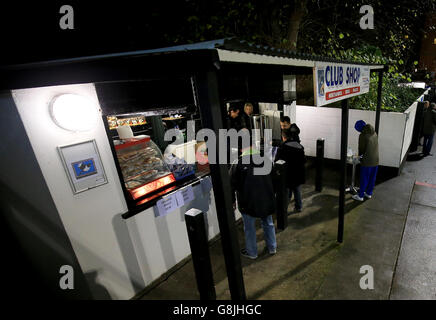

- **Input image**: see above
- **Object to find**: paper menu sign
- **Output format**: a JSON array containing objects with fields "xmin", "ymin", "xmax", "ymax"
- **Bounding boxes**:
[
  {"xmin": 156, "ymin": 194, "xmax": 178, "ymax": 217},
  {"xmin": 176, "ymin": 185, "xmax": 195, "ymax": 206}
]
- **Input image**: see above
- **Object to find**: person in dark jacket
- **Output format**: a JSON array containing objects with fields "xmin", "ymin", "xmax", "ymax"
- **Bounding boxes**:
[
  {"xmin": 422, "ymin": 102, "xmax": 436, "ymax": 156},
  {"xmin": 275, "ymin": 128, "xmax": 306, "ymax": 213},
  {"xmin": 280, "ymin": 116, "xmax": 301, "ymax": 143},
  {"xmin": 230, "ymin": 135, "xmax": 277, "ymax": 259},
  {"xmin": 352, "ymin": 120, "xmax": 379, "ymax": 201},
  {"xmin": 228, "ymin": 105, "xmax": 249, "ymax": 131}
]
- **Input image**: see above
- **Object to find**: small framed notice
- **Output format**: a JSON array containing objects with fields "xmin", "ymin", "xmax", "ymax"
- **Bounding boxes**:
[{"xmin": 58, "ymin": 139, "xmax": 108, "ymax": 194}]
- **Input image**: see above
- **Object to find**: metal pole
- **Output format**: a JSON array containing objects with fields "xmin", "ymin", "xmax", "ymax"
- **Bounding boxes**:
[
  {"xmin": 337, "ymin": 99, "xmax": 349, "ymax": 243},
  {"xmin": 274, "ymin": 160, "xmax": 288, "ymax": 230},
  {"xmin": 315, "ymin": 138, "xmax": 324, "ymax": 192},
  {"xmin": 193, "ymin": 70, "xmax": 246, "ymax": 300},
  {"xmin": 184, "ymin": 209, "xmax": 216, "ymax": 300},
  {"xmin": 375, "ymin": 71, "xmax": 383, "ymax": 135}
]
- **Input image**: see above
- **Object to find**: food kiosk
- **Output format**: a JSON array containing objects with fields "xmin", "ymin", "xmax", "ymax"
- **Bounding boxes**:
[{"xmin": 0, "ymin": 38, "xmax": 384, "ymax": 299}]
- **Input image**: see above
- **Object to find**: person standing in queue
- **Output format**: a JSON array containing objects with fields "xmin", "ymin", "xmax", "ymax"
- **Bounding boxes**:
[
  {"xmin": 243, "ymin": 102, "xmax": 254, "ymax": 130},
  {"xmin": 280, "ymin": 116, "xmax": 301, "ymax": 142},
  {"xmin": 352, "ymin": 120, "xmax": 379, "ymax": 202},
  {"xmin": 275, "ymin": 128, "xmax": 306, "ymax": 213},
  {"xmin": 422, "ymin": 102, "xmax": 436, "ymax": 156},
  {"xmin": 227, "ymin": 105, "xmax": 250, "ymax": 160},
  {"xmin": 418, "ymin": 101, "xmax": 430, "ymax": 146},
  {"xmin": 230, "ymin": 131, "xmax": 277, "ymax": 259}
]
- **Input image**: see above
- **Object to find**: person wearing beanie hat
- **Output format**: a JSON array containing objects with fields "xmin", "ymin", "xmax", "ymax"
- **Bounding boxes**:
[
  {"xmin": 354, "ymin": 120, "xmax": 366, "ymax": 133},
  {"xmin": 352, "ymin": 120, "xmax": 379, "ymax": 202}
]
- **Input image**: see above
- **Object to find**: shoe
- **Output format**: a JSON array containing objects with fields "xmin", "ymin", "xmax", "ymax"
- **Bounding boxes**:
[
  {"xmin": 240, "ymin": 249, "xmax": 257, "ymax": 260},
  {"xmin": 294, "ymin": 208, "xmax": 302, "ymax": 213},
  {"xmin": 263, "ymin": 247, "xmax": 277, "ymax": 255},
  {"xmin": 352, "ymin": 194, "xmax": 364, "ymax": 201},
  {"xmin": 364, "ymin": 192, "xmax": 372, "ymax": 199}
]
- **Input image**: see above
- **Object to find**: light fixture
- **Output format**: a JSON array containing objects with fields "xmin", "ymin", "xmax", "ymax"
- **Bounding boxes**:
[{"xmin": 50, "ymin": 94, "xmax": 99, "ymax": 131}]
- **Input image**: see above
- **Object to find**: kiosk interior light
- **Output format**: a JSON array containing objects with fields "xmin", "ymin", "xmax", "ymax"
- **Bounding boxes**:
[
  {"xmin": 130, "ymin": 174, "xmax": 176, "ymax": 200},
  {"xmin": 50, "ymin": 94, "xmax": 99, "ymax": 132}
]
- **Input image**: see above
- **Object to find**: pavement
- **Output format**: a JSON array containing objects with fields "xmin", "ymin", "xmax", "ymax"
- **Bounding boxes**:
[{"xmin": 138, "ymin": 137, "xmax": 436, "ymax": 300}]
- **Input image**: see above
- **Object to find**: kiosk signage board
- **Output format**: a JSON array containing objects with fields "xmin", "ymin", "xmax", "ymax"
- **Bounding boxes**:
[{"xmin": 314, "ymin": 62, "xmax": 370, "ymax": 106}]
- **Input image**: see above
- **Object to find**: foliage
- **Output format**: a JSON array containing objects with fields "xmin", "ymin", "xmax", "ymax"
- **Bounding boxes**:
[
  {"xmin": 350, "ymin": 75, "xmax": 425, "ymax": 113},
  {"xmin": 131, "ymin": 0, "xmax": 434, "ymax": 112},
  {"xmin": 298, "ymin": 0, "xmax": 436, "ymax": 73},
  {"xmin": 343, "ymin": 44, "xmax": 426, "ymax": 112}
]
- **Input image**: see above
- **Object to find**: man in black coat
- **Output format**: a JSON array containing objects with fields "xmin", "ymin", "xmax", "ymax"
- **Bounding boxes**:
[
  {"xmin": 275, "ymin": 128, "xmax": 306, "ymax": 213},
  {"xmin": 229, "ymin": 134, "xmax": 277, "ymax": 259},
  {"xmin": 228, "ymin": 105, "xmax": 249, "ymax": 131}
]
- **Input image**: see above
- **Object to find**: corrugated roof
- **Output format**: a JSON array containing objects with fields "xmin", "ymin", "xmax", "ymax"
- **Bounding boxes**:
[{"xmin": 1, "ymin": 38, "xmax": 384, "ymax": 70}]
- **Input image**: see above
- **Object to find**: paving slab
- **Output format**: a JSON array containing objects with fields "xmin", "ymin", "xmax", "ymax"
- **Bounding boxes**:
[
  {"xmin": 410, "ymin": 184, "xmax": 436, "ymax": 208},
  {"xmin": 390, "ymin": 203, "xmax": 436, "ymax": 300}
]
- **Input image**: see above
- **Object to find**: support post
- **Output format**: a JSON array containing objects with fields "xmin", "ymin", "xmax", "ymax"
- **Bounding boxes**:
[
  {"xmin": 274, "ymin": 160, "xmax": 288, "ymax": 230},
  {"xmin": 337, "ymin": 99, "xmax": 349, "ymax": 243},
  {"xmin": 315, "ymin": 138, "xmax": 324, "ymax": 192},
  {"xmin": 375, "ymin": 71, "xmax": 383, "ymax": 135},
  {"xmin": 185, "ymin": 209, "xmax": 216, "ymax": 300},
  {"xmin": 193, "ymin": 70, "xmax": 246, "ymax": 300}
]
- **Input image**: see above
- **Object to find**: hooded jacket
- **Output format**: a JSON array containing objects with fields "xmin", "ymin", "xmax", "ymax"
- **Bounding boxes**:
[
  {"xmin": 229, "ymin": 150, "xmax": 275, "ymax": 218},
  {"xmin": 422, "ymin": 107, "xmax": 436, "ymax": 135},
  {"xmin": 359, "ymin": 124, "xmax": 379, "ymax": 167},
  {"xmin": 275, "ymin": 139, "xmax": 306, "ymax": 188}
]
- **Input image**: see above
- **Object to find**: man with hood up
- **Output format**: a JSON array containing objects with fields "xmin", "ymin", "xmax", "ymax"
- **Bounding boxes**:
[{"xmin": 352, "ymin": 120, "xmax": 379, "ymax": 202}]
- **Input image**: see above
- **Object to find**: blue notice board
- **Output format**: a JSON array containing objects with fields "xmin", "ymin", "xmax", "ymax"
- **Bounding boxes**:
[{"xmin": 71, "ymin": 158, "xmax": 97, "ymax": 179}]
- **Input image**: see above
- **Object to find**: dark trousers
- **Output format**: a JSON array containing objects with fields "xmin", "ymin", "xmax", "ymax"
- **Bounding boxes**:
[
  {"xmin": 423, "ymin": 133, "xmax": 434, "ymax": 155},
  {"xmin": 288, "ymin": 185, "xmax": 302, "ymax": 210}
]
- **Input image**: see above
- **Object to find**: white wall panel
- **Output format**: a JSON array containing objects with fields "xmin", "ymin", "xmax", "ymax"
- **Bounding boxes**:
[{"xmin": 292, "ymin": 104, "xmax": 408, "ymax": 167}]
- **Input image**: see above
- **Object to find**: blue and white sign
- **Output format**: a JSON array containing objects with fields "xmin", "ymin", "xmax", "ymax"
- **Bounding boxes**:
[
  {"xmin": 314, "ymin": 62, "xmax": 370, "ymax": 106},
  {"xmin": 71, "ymin": 158, "xmax": 97, "ymax": 179}
]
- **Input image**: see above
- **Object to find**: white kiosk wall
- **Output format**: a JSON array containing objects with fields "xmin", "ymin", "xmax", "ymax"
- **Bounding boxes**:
[{"xmin": 12, "ymin": 83, "xmax": 223, "ymax": 299}]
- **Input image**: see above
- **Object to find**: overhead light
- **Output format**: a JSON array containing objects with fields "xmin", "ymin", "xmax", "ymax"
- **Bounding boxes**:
[{"xmin": 50, "ymin": 94, "xmax": 99, "ymax": 131}]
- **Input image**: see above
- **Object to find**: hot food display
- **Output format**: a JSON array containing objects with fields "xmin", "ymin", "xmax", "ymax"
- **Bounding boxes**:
[
  {"xmin": 108, "ymin": 115, "xmax": 147, "ymax": 130},
  {"xmin": 114, "ymin": 136, "xmax": 176, "ymax": 200}
]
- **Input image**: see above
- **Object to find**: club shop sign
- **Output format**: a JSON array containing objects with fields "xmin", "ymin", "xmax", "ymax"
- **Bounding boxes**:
[{"xmin": 314, "ymin": 62, "xmax": 370, "ymax": 106}]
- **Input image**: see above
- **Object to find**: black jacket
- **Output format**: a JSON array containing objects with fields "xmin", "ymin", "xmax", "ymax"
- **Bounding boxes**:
[
  {"xmin": 229, "ymin": 154, "xmax": 275, "ymax": 218},
  {"xmin": 227, "ymin": 114, "xmax": 249, "ymax": 131},
  {"xmin": 275, "ymin": 139, "xmax": 306, "ymax": 188},
  {"xmin": 422, "ymin": 107, "xmax": 436, "ymax": 135}
]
